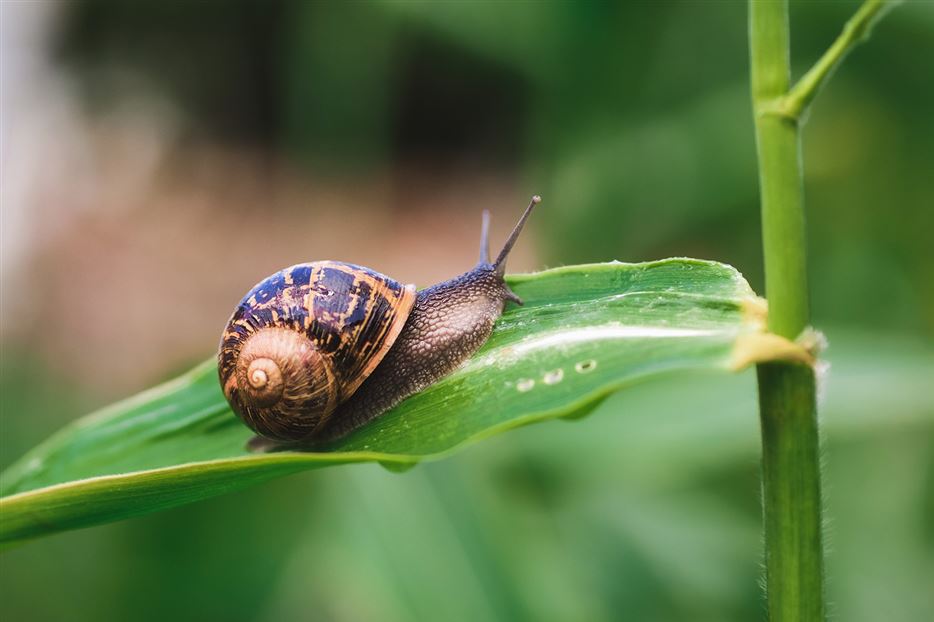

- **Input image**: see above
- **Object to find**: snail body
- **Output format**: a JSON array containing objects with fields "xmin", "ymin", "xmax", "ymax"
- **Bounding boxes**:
[{"xmin": 219, "ymin": 196, "xmax": 538, "ymax": 446}]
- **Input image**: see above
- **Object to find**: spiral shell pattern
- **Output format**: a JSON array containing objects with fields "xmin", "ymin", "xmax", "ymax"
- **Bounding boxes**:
[{"xmin": 219, "ymin": 261, "xmax": 416, "ymax": 441}]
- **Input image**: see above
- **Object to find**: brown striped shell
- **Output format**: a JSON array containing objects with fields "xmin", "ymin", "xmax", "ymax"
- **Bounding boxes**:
[{"xmin": 218, "ymin": 261, "xmax": 416, "ymax": 441}]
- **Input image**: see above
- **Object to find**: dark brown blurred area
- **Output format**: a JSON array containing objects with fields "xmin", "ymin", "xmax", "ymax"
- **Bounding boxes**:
[
  {"xmin": 2, "ymin": 1, "xmax": 536, "ymax": 396},
  {"xmin": 7, "ymin": 141, "xmax": 535, "ymax": 393}
]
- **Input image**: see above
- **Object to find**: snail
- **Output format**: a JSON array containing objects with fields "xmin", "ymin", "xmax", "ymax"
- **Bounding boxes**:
[{"xmin": 219, "ymin": 195, "xmax": 539, "ymax": 448}]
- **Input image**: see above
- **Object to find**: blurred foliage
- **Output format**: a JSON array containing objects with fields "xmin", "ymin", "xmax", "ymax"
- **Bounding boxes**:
[
  {"xmin": 3, "ymin": 1, "xmax": 933, "ymax": 621},
  {"xmin": 53, "ymin": 0, "xmax": 934, "ymax": 336}
]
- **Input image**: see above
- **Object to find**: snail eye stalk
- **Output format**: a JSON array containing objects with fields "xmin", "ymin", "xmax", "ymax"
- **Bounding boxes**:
[{"xmin": 494, "ymin": 195, "xmax": 540, "ymax": 277}]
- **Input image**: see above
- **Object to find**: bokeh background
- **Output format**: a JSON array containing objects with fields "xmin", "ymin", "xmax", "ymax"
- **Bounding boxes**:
[{"xmin": 2, "ymin": 1, "xmax": 932, "ymax": 621}]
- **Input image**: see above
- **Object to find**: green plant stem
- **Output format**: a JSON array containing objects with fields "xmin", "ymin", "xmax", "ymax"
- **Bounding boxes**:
[
  {"xmin": 750, "ymin": 0, "xmax": 807, "ymax": 342},
  {"xmin": 749, "ymin": 1, "xmax": 822, "ymax": 619},
  {"xmin": 750, "ymin": 0, "xmax": 895, "ymax": 619},
  {"xmin": 755, "ymin": 363, "xmax": 822, "ymax": 621}
]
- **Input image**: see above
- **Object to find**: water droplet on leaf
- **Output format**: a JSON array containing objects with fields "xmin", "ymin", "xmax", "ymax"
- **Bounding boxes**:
[{"xmin": 543, "ymin": 368, "xmax": 564, "ymax": 384}]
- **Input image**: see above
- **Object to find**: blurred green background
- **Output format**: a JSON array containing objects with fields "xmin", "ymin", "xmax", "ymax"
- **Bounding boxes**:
[{"xmin": 1, "ymin": 1, "xmax": 932, "ymax": 621}]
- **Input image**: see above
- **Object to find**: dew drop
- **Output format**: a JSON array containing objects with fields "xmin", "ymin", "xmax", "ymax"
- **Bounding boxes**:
[
  {"xmin": 575, "ymin": 359, "xmax": 597, "ymax": 374},
  {"xmin": 543, "ymin": 368, "xmax": 564, "ymax": 385},
  {"xmin": 516, "ymin": 378, "xmax": 535, "ymax": 392}
]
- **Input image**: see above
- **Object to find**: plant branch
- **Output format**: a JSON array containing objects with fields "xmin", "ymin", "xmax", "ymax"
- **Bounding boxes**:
[{"xmin": 770, "ymin": 0, "xmax": 897, "ymax": 122}]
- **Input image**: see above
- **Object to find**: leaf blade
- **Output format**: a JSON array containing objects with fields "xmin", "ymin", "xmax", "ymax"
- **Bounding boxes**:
[{"xmin": 0, "ymin": 259, "xmax": 763, "ymax": 545}]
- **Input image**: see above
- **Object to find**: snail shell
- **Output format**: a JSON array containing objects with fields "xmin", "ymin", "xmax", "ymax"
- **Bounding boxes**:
[{"xmin": 218, "ymin": 261, "xmax": 416, "ymax": 441}]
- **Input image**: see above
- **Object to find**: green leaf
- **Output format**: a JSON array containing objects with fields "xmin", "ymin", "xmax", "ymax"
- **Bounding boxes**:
[{"xmin": 0, "ymin": 259, "xmax": 765, "ymax": 546}]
